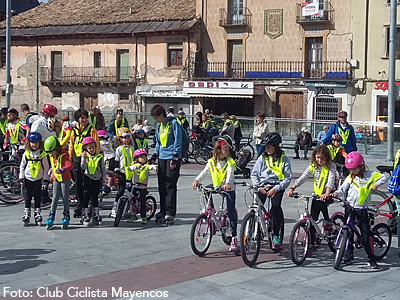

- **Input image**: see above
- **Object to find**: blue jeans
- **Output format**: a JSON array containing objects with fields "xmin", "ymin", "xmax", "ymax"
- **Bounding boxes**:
[
  {"xmin": 256, "ymin": 144, "xmax": 265, "ymax": 158},
  {"xmin": 394, "ymin": 195, "xmax": 400, "ymax": 249}
]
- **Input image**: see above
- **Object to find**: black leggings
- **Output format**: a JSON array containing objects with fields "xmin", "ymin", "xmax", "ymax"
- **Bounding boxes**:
[
  {"xmin": 133, "ymin": 188, "xmax": 147, "ymax": 218},
  {"xmin": 310, "ymin": 199, "xmax": 330, "ymax": 244},
  {"xmin": 258, "ymin": 190, "xmax": 284, "ymax": 237},
  {"xmin": 22, "ymin": 179, "xmax": 42, "ymax": 209},
  {"xmin": 82, "ymin": 176, "xmax": 101, "ymax": 208}
]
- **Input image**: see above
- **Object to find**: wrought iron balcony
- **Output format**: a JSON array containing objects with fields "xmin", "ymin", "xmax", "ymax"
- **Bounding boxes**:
[
  {"xmin": 295, "ymin": 1, "xmax": 333, "ymax": 25},
  {"xmin": 40, "ymin": 66, "xmax": 138, "ymax": 84},
  {"xmin": 193, "ymin": 61, "xmax": 350, "ymax": 80},
  {"xmin": 219, "ymin": 7, "xmax": 252, "ymax": 28}
]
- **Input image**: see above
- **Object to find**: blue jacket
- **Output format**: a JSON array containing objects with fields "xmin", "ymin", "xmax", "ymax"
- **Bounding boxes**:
[
  {"xmin": 106, "ymin": 117, "xmax": 129, "ymax": 139},
  {"xmin": 321, "ymin": 121, "xmax": 357, "ymax": 153},
  {"xmin": 154, "ymin": 117, "xmax": 182, "ymax": 159}
]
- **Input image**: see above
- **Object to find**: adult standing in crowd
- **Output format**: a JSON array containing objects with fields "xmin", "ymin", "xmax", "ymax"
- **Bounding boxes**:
[
  {"xmin": 106, "ymin": 108, "xmax": 129, "ymax": 140},
  {"xmin": 321, "ymin": 111, "xmax": 357, "ymax": 154},
  {"xmin": 21, "ymin": 103, "xmax": 39, "ymax": 135},
  {"xmin": 317, "ymin": 125, "xmax": 330, "ymax": 145},
  {"xmin": 294, "ymin": 127, "xmax": 312, "ymax": 160},
  {"xmin": 30, "ymin": 104, "xmax": 58, "ymax": 142},
  {"xmin": 176, "ymin": 109, "xmax": 190, "ymax": 133},
  {"xmin": 212, "ymin": 112, "xmax": 235, "ymax": 145},
  {"xmin": 88, "ymin": 106, "xmax": 105, "ymax": 130},
  {"xmin": 230, "ymin": 115, "xmax": 242, "ymax": 151},
  {"xmin": 69, "ymin": 108, "xmax": 99, "ymax": 217},
  {"xmin": 253, "ymin": 112, "xmax": 269, "ymax": 158},
  {"xmin": 150, "ymin": 104, "xmax": 182, "ymax": 224}
]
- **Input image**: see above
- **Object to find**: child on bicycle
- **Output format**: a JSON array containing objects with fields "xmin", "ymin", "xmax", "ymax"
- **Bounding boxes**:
[
  {"xmin": 192, "ymin": 135, "xmax": 239, "ymax": 253},
  {"xmin": 80, "ymin": 136, "xmax": 107, "ymax": 226},
  {"xmin": 19, "ymin": 132, "xmax": 49, "ymax": 226},
  {"xmin": 332, "ymin": 151, "xmax": 389, "ymax": 269},
  {"xmin": 251, "ymin": 132, "xmax": 292, "ymax": 250},
  {"xmin": 133, "ymin": 129, "xmax": 148, "ymax": 153},
  {"xmin": 287, "ymin": 145, "xmax": 336, "ymax": 251},
  {"xmin": 44, "ymin": 136, "xmax": 73, "ymax": 229},
  {"xmin": 111, "ymin": 127, "xmax": 134, "ymax": 218},
  {"xmin": 127, "ymin": 149, "xmax": 157, "ymax": 224},
  {"xmin": 98, "ymin": 129, "xmax": 116, "ymax": 188}
]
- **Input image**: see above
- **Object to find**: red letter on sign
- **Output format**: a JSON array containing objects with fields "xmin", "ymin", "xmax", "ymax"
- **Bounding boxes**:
[
  {"xmin": 188, "ymin": 82, "xmax": 195, "ymax": 87},
  {"xmin": 207, "ymin": 82, "xmax": 213, "ymax": 88},
  {"xmin": 198, "ymin": 82, "xmax": 204, "ymax": 87}
]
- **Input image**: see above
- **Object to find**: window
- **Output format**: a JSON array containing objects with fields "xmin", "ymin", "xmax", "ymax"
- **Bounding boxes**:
[
  {"xmin": 52, "ymin": 91, "xmax": 62, "ymax": 98},
  {"xmin": 119, "ymin": 93, "xmax": 129, "ymax": 100},
  {"xmin": 1, "ymin": 90, "xmax": 5, "ymax": 97},
  {"xmin": 167, "ymin": 43, "xmax": 183, "ymax": 66},
  {"xmin": 94, "ymin": 51, "xmax": 101, "ymax": 68},
  {"xmin": 385, "ymin": 27, "xmax": 400, "ymax": 57},
  {"xmin": 1, "ymin": 48, "xmax": 5, "ymax": 68}
]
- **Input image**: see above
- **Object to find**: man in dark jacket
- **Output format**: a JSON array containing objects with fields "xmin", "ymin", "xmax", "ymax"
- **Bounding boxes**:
[{"xmin": 294, "ymin": 127, "xmax": 312, "ymax": 160}]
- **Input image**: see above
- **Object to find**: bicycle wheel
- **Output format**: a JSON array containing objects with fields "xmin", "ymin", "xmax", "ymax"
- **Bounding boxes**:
[
  {"xmin": 370, "ymin": 190, "xmax": 394, "ymax": 224},
  {"xmin": 0, "ymin": 163, "xmax": 23, "ymax": 204},
  {"xmin": 190, "ymin": 214, "xmax": 213, "ymax": 256},
  {"xmin": 145, "ymin": 195, "xmax": 157, "ymax": 221},
  {"xmin": 328, "ymin": 214, "xmax": 345, "ymax": 253},
  {"xmin": 240, "ymin": 211, "xmax": 261, "ymax": 267},
  {"xmin": 333, "ymin": 228, "xmax": 348, "ymax": 270},
  {"xmin": 114, "ymin": 196, "xmax": 127, "ymax": 227},
  {"xmin": 194, "ymin": 148, "xmax": 211, "ymax": 165},
  {"xmin": 188, "ymin": 141, "xmax": 201, "ymax": 159},
  {"xmin": 289, "ymin": 221, "xmax": 309, "ymax": 265},
  {"xmin": 371, "ymin": 223, "xmax": 391, "ymax": 261}
]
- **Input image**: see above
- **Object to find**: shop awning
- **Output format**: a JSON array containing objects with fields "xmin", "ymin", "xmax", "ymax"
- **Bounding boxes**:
[{"xmin": 187, "ymin": 94, "xmax": 253, "ymax": 98}]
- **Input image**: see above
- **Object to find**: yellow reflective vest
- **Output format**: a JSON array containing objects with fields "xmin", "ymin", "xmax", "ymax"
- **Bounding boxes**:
[{"xmin": 208, "ymin": 158, "xmax": 235, "ymax": 187}]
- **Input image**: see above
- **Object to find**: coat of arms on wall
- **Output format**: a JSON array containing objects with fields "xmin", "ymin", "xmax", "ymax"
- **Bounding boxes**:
[{"xmin": 264, "ymin": 9, "xmax": 283, "ymax": 39}]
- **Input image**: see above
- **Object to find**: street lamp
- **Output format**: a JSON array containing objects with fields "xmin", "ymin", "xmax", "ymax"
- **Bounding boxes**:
[{"xmin": 5, "ymin": 0, "xmax": 12, "ymax": 108}]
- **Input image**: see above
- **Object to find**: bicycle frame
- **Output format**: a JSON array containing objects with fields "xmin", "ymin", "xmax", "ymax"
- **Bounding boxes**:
[
  {"xmin": 374, "ymin": 194, "xmax": 394, "ymax": 219},
  {"xmin": 334, "ymin": 207, "xmax": 364, "ymax": 252},
  {"xmin": 198, "ymin": 185, "xmax": 228, "ymax": 232}
]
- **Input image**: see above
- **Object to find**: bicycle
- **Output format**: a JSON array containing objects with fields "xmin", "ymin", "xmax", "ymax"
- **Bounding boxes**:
[
  {"xmin": 239, "ymin": 182, "xmax": 285, "ymax": 267},
  {"xmin": 332, "ymin": 197, "xmax": 392, "ymax": 270},
  {"xmin": 0, "ymin": 144, "xmax": 24, "ymax": 204},
  {"xmin": 190, "ymin": 184, "xmax": 236, "ymax": 256},
  {"xmin": 194, "ymin": 144, "xmax": 213, "ymax": 165},
  {"xmin": 113, "ymin": 182, "xmax": 157, "ymax": 227},
  {"xmin": 288, "ymin": 192, "xmax": 345, "ymax": 265}
]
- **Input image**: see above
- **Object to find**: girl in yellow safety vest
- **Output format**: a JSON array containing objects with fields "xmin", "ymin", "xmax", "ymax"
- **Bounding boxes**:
[
  {"xmin": 287, "ymin": 145, "xmax": 336, "ymax": 250},
  {"xmin": 127, "ymin": 149, "xmax": 157, "ymax": 224},
  {"xmin": 332, "ymin": 151, "xmax": 389, "ymax": 269},
  {"xmin": 250, "ymin": 132, "xmax": 292, "ymax": 250},
  {"xmin": 19, "ymin": 132, "xmax": 49, "ymax": 227},
  {"xmin": 44, "ymin": 136, "xmax": 73, "ymax": 230},
  {"xmin": 111, "ymin": 127, "xmax": 134, "ymax": 218},
  {"xmin": 192, "ymin": 136, "xmax": 239, "ymax": 253},
  {"xmin": 80, "ymin": 137, "xmax": 107, "ymax": 227}
]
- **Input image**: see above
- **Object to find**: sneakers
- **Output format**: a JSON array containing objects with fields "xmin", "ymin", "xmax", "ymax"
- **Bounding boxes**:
[
  {"xmin": 110, "ymin": 202, "xmax": 117, "ymax": 218},
  {"xmin": 293, "ymin": 156, "xmax": 300, "ymax": 159},
  {"xmin": 343, "ymin": 252, "xmax": 355, "ymax": 265},
  {"xmin": 307, "ymin": 245, "xmax": 317, "ymax": 255},
  {"xmin": 127, "ymin": 214, "xmax": 138, "ymax": 223},
  {"xmin": 141, "ymin": 218, "xmax": 147, "ymax": 224},
  {"xmin": 368, "ymin": 260, "xmax": 379, "ymax": 269},
  {"xmin": 165, "ymin": 212, "xmax": 173, "ymax": 220},
  {"xmin": 82, "ymin": 216, "xmax": 91, "ymax": 227},
  {"xmin": 272, "ymin": 236, "xmax": 282, "ymax": 250},
  {"xmin": 22, "ymin": 208, "xmax": 31, "ymax": 226},
  {"xmin": 155, "ymin": 212, "xmax": 166, "ymax": 219},
  {"xmin": 229, "ymin": 237, "xmax": 238, "ymax": 252}
]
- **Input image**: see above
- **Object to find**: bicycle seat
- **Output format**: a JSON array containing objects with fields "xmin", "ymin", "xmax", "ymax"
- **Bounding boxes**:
[{"xmin": 376, "ymin": 165, "xmax": 393, "ymax": 173}]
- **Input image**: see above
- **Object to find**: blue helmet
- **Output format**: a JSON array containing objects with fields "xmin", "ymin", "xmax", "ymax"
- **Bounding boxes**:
[
  {"xmin": 27, "ymin": 132, "xmax": 43, "ymax": 143},
  {"xmin": 137, "ymin": 129, "xmax": 145, "ymax": 134}
]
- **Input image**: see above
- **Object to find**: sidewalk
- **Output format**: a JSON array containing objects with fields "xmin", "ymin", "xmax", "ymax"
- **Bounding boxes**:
[{"xmin": 0, "ymin": 156, "xmax": 398, "ymax": 300}]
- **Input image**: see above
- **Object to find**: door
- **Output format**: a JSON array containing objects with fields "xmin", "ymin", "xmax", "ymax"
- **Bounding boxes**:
[
  {"xmin": 80, "ymin": 94, "xmax": 98, "ymax": 111},
  {"xmin": 228, "ymin": 40, "xmax": 243, "ymax": 78},
  {"xmin": 276, "ymin": 92, "xmax": 304, "ymax": 136},
  {"xmin": 229, "ymin": 0, "xmax": 243, "ymax": 24},
  {"xmin": 306, "ymin": 37, "xmax": 323, "ymax": 78},
  {"xmin": 51, "ymin": 51, "xmax": 62, "ymax": 81},
  {"xmin": 117, "ymin": 50, "xmax": 129, "ymax": 82},
  {"xmin": 314, "ymin": 96, "xmax": 341, "ymax": 134}
]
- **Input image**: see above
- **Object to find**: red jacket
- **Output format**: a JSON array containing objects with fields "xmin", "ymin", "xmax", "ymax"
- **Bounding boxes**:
[{"xmin": 50, "ymin": 148, "xmax": 73, "ymax": 182}]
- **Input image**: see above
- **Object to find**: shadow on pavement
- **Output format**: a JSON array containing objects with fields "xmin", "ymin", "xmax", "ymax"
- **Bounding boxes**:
[{"xmin": 0, "ymin": 248, "xmax": 54, "ymax": 275}]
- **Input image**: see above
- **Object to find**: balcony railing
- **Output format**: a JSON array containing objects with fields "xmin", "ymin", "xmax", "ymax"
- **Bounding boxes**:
[
  {"xmin": 219, "ymin": 7, "xmax": 252, "ymax": 28},
  {"xmin": 40, "ymin": 67, "xmax": 138, "ymax": 84},
  {"xmin": 295, "ymin": 1, "xmax": 333, "ymax": 25},
  {"xmin": 193, "ymin": 61, "xmax": 350, "ymax": 80}
]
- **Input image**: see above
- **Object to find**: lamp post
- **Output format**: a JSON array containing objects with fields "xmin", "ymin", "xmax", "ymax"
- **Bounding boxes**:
[{"xmin": 5, "ymin": 0, "xmax": 12, "ymax": 108}]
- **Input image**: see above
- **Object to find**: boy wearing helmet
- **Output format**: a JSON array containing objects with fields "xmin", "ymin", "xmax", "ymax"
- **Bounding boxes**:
[
  {"xmin": 30, "ymin": 104, "xmax": 58, "ymax": 142},
  {"xmin": 127, "ymin": 149, "xmax": 157, "ymax": 224},
  {"xmin": 332, "ymin": 151, "xmax": 389, "ymax": 268},
  {"xmin": 321, "ymin": 111, "xmax": 357, "ymax": 154},
  {"xmin": 19, "ymin": 132, "xmax": 49, "ymax": 226},
  {"xmin": 134, "ymin": 129, "xmax": 148, "ymax": 153},
  {"xmin": 251, "ymin": 132, "xmax": 292, "ymax": 250},
  {"xmin": 3, "ymin": 108, "xmax": 26, "ymax": 150},
  {"xmin": 80, "ymin": 136, "xmax": 106, "ymax": 226}
]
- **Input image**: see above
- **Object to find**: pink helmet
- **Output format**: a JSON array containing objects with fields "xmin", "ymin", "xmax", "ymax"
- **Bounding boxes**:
[
  {"xmin": 82, "ymin": 136, "xmax": 96, "ymax": 146},
  {"xmin": 97, "ymin": 130, "xmax": 107, "ymax": 138},
  {"xmin": 134, "ymin": 149, "xmax": 147, "ymax": 158},
  {"xmin": 345, "ymin": 151, "xmax": 364, "ymax": 169}
]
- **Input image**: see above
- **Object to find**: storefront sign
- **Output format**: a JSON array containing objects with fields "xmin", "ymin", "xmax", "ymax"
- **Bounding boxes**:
[
  {"xmin": 316, "ymin": 87, "xmax": 335, "ymax": 96},
  {"xmin": 374, "ymin": 81, "xmax": 400, "ymax": 92},
  {"xmin": 305, "ymin": 82, "xmax": 347, "ymax": 88},
  {"xmin": 184, "ymin": 81, "xmax": 254, "ymax": 89}
]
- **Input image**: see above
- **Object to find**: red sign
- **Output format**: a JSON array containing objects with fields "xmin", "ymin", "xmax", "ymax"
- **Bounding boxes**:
[{"xmin": 374, "ymin": 81, "xmax": 400, "ymax": 92}]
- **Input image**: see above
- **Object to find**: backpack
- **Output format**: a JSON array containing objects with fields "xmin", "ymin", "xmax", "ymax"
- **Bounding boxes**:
[{"xmin": 387, "ymin": 165, "xmax": 400, "ymax": 196}]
